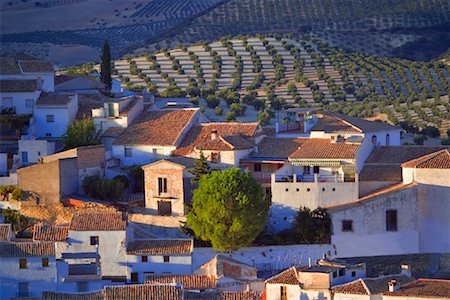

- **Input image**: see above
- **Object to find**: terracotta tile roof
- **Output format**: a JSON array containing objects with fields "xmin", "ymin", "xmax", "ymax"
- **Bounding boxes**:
[
  {"xmin": 127, "ymin": 239, "xmax": 192, "ymax": 255},
  {"xmin": 401, "ymin": 149, "xmax": 450, "ymax": 169},
  {"xmin": 221, "ymin": 291, "xmax": 260, "ymax": 300},
  {"xmin": 383, "ymin": 279, "xmax": 450, "ymax": 298},
  {"xmin": 70, "ymin": 212, "xmax": 126, "ymax": 231},
  {"xmin": 33, "ymin": 225, "xmax": 68, "ymax": 241},
  {"xmin": 359, "ymin": 165, "xmax": 402, "ymax": 182},
  {"xmin": 221, "ymin": 135, "xmax": 254, "ymax": 150},
  {"xmin": 0, "ymin": 57, "xmax": 22, "ymax": 74},
  {"xmin": 54, "ymin": 75, "xmax": 78, "ymax": 85},
  {"xmin": 0, "ymin": 224, "xmax": 12, "ymax": 241},
  {"xmin": 311, "ymin": 113, "xmax": 362, "ymax": 133},
  {"xmin": 333, "ymin": 112, "xmax": 399, "ymax": 132},
  {"xmin": 196, "ymin": 135, "xmax": 253, "ymax": 151},
  {"xmin": 365, "ymin": 146, "xmax": 447, "ymax": 164},
  {"xmin": 18, "ymin": 60, "xmax": 54, "ymax": 73},
  {"xmin": 252, "ymin": 137, "xmax": 308, "ymax": 159},
  {"xmin": 36, "ymin": 92, "xmax": 74, "ymax": 106},
  {"xmin": 114, "ymin": 109, "xmax": 199, "ymax": 146},
  {"xmin": 41, "ymin": 291, "xmax": 104, "ymax": 300},
  {"xmin": 266, "ymin": 267, "xmax": 299, "ymax": 285},
  {"xmin": 0, "ymin": 241, "xmax": 55, "ymax": 257},
  {"xmin": 327, "ymin": 183, "xmax": 417, "ymax": 212},
  {"xmin": 145, "ymin": 274, "xmax": 217, "ymax": 289},
  {"xmin": 333, "ymin": 279, "xmax": 368, "ymax": 295},
  {"xmin": 103, "ymin": 284, "xmax": 183, "ymax": 300},
  {"xmin": 173, "ymin": 122, "xmax": 260, "ymax": 156},
  {"xmin": 0, "ymin": 79, "xmax": 38, "ymax": 92},
  {"xmin": 289, "ymin": 139, "xmax": 359, "ymax": 159}
]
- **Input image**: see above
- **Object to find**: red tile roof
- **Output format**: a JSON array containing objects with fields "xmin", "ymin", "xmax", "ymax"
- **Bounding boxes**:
[
  {"xmin": 41, "ymin": 291, "xmax": 104, "ymax": 300},
  {"xmin": 251, "ymin": 137, "xmax": 308, "ymax": 159},
  {"xmin": 103, "ymin": 284, "xmax": 183, "ymax": 300},
  {"xmin": 359, "ymin": 165, "xmax": 402, "ymax": 182},
  {"xmin": 36, "ymin": 92, "xmax": 74, "ymax": 106},
  {"xmin": 70, "ymin": 212, "xmax": 126, "ymax": 231},
  {"xmin": 0, "ymin": 224, "xmax": 12, "ymax": 241},
  {"xmin": 221, "ymin": 291, "xmax": 260, "ymax": 300},
  {"xmin": 18, "ymin": 60, "xmax": 54, "ymax": 73},
  {"xmin": 266, "ymin": 267, "xmax": 299, "ymax": 285},
  {"xmin": 127, "ymin": 239, "xmax": 192, "ymax": 255},
  {"xmin": 0, "ymin": 79, "xmax": 38, "ymax": 92},
  {"xmin": 114, "ymin": 109, "xmax": 199, "ymax": 146},
  {"xmin": 289, "ymin": 139, "xmax": 360, "ymax": 159},
  {"xmin": 145, "ymin": 274, "xmax": 217, "ymax": 289},
  {"xmin": 0, "ymin": 241, "xmax": 55, "ymax": 257},
  {"xmin": 196, "ymin": 135, "xmax": 254, "ymax": 151},
  {"xmin": 333, "ymin": 279, "xmax": 368, "ymax": 295},
  {"xmin": 333, "ymin": 276, "xmax": 415, "ymax": 295},
  {"xmin": 33, "ymin": 225, "xmax": 68, "ymax": 241},
  {"xmin": 401, "ymin": 149, "xmax": 450, "ymax": 169},
  {"xmin": 173, "ymin": 122, "xmax": 260, "ymax": 156},
  {"xmin": 366, "ymin": 146, "xmax": 447, "ymax": 164},
  {"xmin": 383, "ymin": 279, "xmax": 450, "ymax": 298}
]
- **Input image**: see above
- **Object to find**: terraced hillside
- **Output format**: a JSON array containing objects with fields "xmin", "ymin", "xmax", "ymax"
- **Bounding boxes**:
[
  {"xmin": 1, "ymin": 0, "xmax": 449, "ymax": 64},
  {"xmin": 112, "ymin": 35, "xmax": 450, "ymax": 134}
]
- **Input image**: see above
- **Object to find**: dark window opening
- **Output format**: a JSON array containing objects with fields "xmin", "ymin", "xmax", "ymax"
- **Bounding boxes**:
[
  {"xmin": 254, "ymin": 163, "xmax": 262, "ymax": 172},
  {"xmin": 90, "ymin": 236, "xmax": 99, "ymax": 245},
  {"xmin": 386, "ymin": 210, "xmax": 397, "ymax": 231},
  {"xmin": 19, "ymin": 258, "xmax": 27, "ymax": 269},
  {"xmin": 313, "ymin": 166, "xmax": 320, "ymax": 174},
  {"xmin": 141, "ymin": 256, "xmax": 148, "ymax": 262},
  {"xmin": 339, "ymin": 269, "xmax": 346, "ymax": 277},
  {"xmin": 342, "ymin": 220, "xmax": 353, "ymax": 232},
  {"xmin": 281, "ymin": 285, "xmax": 287, "ymax": 300},
  {"xmin": 131, "ymin": 272, "xmax": 139, "ymax": 283},
  {"xmin": 158, "ymin": 201, "xmax": 172, "ymax": 216},
  {"xmin": 352, "ymin": 271, "xmax": 356, "ymax": 277},
  {"xmin": 333, "ymin": 271, "xmax": 337, "ymax": 278},
  {"xmin": 158, "ymin": 177, "xmax": 167, "ymax": 195},
  {"xmin": 42, "ymin": 257, "xmax": 49, "ymax": 267},
  {"xmin": 163, "ymin": 256, "xmax": 170, "ymax": 263}
]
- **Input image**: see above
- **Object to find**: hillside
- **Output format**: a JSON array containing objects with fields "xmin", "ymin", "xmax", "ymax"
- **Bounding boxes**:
[
  {"xmin": 1, "ymin": 0, "xmax": 449, "ymax": 64},
  {"xmin": 111, "ymin": 35, "xmax": 450, "ymax": 134}
]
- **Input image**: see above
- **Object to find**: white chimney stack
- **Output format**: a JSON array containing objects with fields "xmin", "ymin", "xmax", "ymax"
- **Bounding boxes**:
[
  {"xmin": 388, "ymin": 279, "xmax": 399, "ymax": 292},
  {"xmin": 211, "ymin": 129, "xmax": 218, "ymax": 140},
  {"xmin": 401, "ymin": 264, "xmax": 411, "ymax": 277}
]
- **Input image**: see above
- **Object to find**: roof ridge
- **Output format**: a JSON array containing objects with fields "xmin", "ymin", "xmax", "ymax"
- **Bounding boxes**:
[
  {"xmin": 360, "ymin": 278, "xmax": 372, "ymax": 295},
  {"xmin": 401, "ymin": 149, "xmax": 450, "ymax": 168}
]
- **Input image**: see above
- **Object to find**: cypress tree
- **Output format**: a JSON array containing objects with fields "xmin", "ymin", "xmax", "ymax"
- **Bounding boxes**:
[
  {"xmin": 189, "ymin": 150, "xmax": 210, "ymax": 185},
  {"xmin": 100, "ymin": 40, "xmax": 112, "ymax": 90}
]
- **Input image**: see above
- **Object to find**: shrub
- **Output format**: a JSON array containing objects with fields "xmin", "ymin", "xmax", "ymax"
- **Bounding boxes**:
[
  {"xmin": 214, "ymin": 106, "xmax": 223, "ymax": 116},
  {"xmin": 113, "ymin": 175, "xmax": 130, "ymax": 190},
  {"xmin": 82, "ymin": 175, "xmax": 125, "ymax": 201},
  {"xmin": 205, "ymin": 95, "xmax": 220, "ymax": 108},
  {"xmin": 226, "ymin": 111, "xmax": 236, "ymax": 122},
  {"xmin": 0, "ymin": 186, "xmax": 23, "ymax": 201}
]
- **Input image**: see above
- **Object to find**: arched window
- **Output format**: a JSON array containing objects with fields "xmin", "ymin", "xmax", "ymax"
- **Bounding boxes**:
[
  {"xmin": 386, "ymin": 133, "xmax": 390, "ymax": 146},
  {"xmin": 371, "ymin": 135, "xmax": 377, "ymax": 145}
]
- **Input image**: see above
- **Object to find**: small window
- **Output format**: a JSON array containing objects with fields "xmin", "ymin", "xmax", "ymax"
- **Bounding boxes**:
[
  {"xmin": 141, "ymin": 256, "xmax": 148, "ymax": 262},
  {"xmin": 303, "ymin": 166, "xmax": 311, "ymax": 174},
  {"xmin": 296, "ymin": 188, "xmax": 299, "ymax": 192},
  {"xmin": 332, "ymin": 188, "xmax": 336, "ymax": 192},
  {"xmin": 158, "ymin": 201, "xmax": 172, "ymax": 216},
  {"xmin": 371, "ymin": 135, "xmax": 377, "ymax": 145},
  {"xmin": 158, "ymin": 177, "xmax": 168, "ymax": 195},
  {"xmin": 45, "ymin": 133, "xmax": 52, "ymax": 137},
  {"xmin": 386, "ymin": 133, "xmax": 390, "ymax": 146},
  {"xmin": 210, "ymin": 152, "xmax": 220, "ymax": 163},
  {"xmin": 342, "ymin": 220, "xmax": 353, "ymax": 232},
  {"xmin": 21, "ymin": 151, "xmax": 28, "ymax": 163},
  {"xmin": 46, "ymin": 115, "xmax": 55, "ymax": 123},
  {"xmin": 285, "ymin": 188, "xmax": 289, "ymax": 192},
  {"xmin": 386, "ymin": 210, "xmax": 397, "ymax": 231},
  {"xmin": 131, "ymin": 272, "xmax": 139, "ymax": 283},
  {"xmin": 339, "ymin": 269, "xmax": 346, "ymax": 277},
  {"xmin": 351, "ymin": 271, "xmax": 356, "ymax": 277},
  {"xmin": 125, "ymin": 147, "xmax": 132, "ymax": 157},
  {"xmin": 163, "ymin": 256, "xmax": 170, "ymax": 263},
  {"xmin": 90, "ymin": 236, "xmax": 99, "ymax": 245},
  {"xmin": 307, "ymin": 188, "xmax": 310, "ymax": 192},
  {"xmin": 313, "ymin": 166, "xmax": 320, "ymax": 174},
  {"xmin": 19, "ymin": 258, "xmax": 27, "ymax": 269},
  {"xmin": 25, "ymin": 99, "xmax": 34, "ymax": 108},
  {"xmin": 322, "ymin": 188, "xmax": 325, "ymax": 192},
  {"xmin": 42, "ymin": 257, "xmax": 49, "ymax": 267},
  {"xmin": 254, "ymin": 163, "xmax": 262, "ymax": 172},
  {"xmin": 332, "ymin": 271, "xmax": 337, "ymax": 278}
]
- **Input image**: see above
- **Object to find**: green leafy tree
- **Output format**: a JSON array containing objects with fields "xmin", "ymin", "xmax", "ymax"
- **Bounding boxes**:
[
  {"xmin": 295, "ymin": 206, "xmax": 331, "ymax": 243},
  {"xmin": 189, "ymin": 150, "xmax": 211, "ymax": 185},
  {"xmin": 62, "ymin": 118, "xmax": 101, "ymax": 149},
  {"xmin": 100, "ymin": 40, "xmax": 112, "ymax": 90},
  {"xmin": 186, "ymin": 168, "xmax": 270, "ymax": 251}
]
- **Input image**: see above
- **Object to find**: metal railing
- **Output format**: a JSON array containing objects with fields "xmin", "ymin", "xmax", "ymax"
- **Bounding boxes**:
[
  {"xmin": 274, "ymin": 174, "xmax": 348, "ymax": 183},
  {"xmin": 0, "ymin": 106, "xmax": 16, "ymax": 115}
]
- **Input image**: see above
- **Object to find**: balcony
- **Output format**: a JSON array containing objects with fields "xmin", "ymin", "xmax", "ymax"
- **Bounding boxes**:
[
  {"xmin": 1, "ymin": 106, "xmax": 16, "ymax": 115},
  {"xmin": 274, "ymin": 174, "xmax": 354, "ymax": 183}
]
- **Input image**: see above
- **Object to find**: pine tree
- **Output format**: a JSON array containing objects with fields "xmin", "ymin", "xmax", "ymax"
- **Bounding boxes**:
[
  {"xmin": 189, "ymin": 150, "xmax": 210, "ymax": 185},
  {"xmin": 100, "ymin": 40, "xmax": 112, "ymax": 91}
]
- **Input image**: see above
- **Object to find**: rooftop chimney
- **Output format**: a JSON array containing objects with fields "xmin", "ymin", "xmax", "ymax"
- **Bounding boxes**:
[
  {"xmin": 388, "ymin": 279, "xmax": 399, "ymax": 292},
  {"xmin": 401, "ymin": 264, "xmax": 412, "ymax": 277},
  {"xmin": 211, "ymin": 129, "xmax": 218, "ymax": 140}
]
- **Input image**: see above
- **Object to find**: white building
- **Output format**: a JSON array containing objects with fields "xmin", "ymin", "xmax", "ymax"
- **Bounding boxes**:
[
  {"xmin": 0, "ymin": 241, "xmax": 57, "ymax": 299},
  {"xmin": 126, "ymin": 238, "xmax": 193, "ymax": 283},
  {"xmin": 329, "ymin": 148, "xmax": 450, "ymax": 258},
  {"xmin": 112, "ymin": 108, "xmax": 202, "ymax": 166},
  {"xmin": 265, "ymin": 259, "xmax": 366, "ymax": 300},
  {"xmin": 18, "ymin": 135, "xmax": 56, "ymax": 166},
  {"xmin": 0, "ymin": 55, "xmax": 55, "ymax": 115},
  {"xmin": 59, "ymin": 212, "xmax": 127, "ymax": 292},
  {"xmin": 33, "ymin": 92, "xmax": 78, "ymax": 138},
  {"xmin": 92, "ymin": 95, "xmax": 144, "ymax": 133}
]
